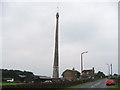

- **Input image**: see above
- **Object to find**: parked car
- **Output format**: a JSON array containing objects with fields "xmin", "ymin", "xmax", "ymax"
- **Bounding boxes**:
[{"xmin": 106, "ymin": 80, "xmax": 115, "ymax": 85}]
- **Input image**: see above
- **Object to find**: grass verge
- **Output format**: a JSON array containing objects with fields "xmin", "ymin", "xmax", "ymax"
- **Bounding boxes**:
[{"xmin": 0, "ymin": 83, "xmax": 24, "ymax": 86}]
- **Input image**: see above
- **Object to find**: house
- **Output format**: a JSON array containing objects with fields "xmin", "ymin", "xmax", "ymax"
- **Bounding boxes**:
[
  {"xmin": 62, "ymin": 68, "xmax": 80, "ymax": 81},
  {"xmin": 81, "ymin": 67, "xmax": 94, "ymax": 79}
]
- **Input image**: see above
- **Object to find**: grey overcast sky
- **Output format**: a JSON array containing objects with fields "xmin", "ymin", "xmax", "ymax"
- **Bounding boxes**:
[{"xmin": 1, "ymin": 0, "xmax": 118, "ymax": 77}]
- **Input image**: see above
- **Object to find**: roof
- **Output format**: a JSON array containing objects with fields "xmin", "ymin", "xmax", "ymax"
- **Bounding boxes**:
[
  {"xmin": 82, "ymin": 69, "xmax": 93, "ymax": 72},
  {"xmin": 34, "ymin": 75, "xmax": 51, "ymax": 79},
  {"xmin": 18, "ymin": 75, "xmax": 26, "ymax": 78},
  {"xmin": 62, "ymin": 69, "xmax": 80, "ymax": 75}
]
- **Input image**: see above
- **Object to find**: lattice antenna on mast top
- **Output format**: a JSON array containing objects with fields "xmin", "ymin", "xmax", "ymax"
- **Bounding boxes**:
[{"xmin": 57, "ymin": 0, "xmax": 59, "ymax": 13}]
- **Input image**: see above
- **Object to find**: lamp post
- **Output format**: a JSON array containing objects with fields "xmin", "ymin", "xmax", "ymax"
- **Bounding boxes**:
[{"xmin": 81, "ymin": 51, "xmax": 88, "ymax": 73}]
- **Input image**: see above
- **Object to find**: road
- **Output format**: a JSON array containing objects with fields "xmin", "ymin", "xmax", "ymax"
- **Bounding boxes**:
[{"xmin": 71, "ymin": 78, "xmax": 110, "ymax": 90}]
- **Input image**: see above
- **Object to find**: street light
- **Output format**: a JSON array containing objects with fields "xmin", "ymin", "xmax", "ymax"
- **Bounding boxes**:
[{"xmin": 81, "ymin": 51, "xmax": 88, "ymax": 73}]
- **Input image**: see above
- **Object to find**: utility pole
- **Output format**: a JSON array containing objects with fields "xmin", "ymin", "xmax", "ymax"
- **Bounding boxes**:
[
  {"xmin": 111, "ymin": 64, "xmax": 112, "ymax": 76},
  {"xmin": 107, "ymin": 64, "xmax": 110, "ymax": 76}
]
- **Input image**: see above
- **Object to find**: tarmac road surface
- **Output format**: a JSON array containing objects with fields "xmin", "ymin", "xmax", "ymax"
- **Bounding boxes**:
[{"xmin": 71, "ymin": 78, "xmax": 111, "ymax": 90}]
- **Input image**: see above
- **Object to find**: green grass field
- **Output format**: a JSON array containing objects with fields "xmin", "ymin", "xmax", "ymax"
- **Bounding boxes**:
[{"xmin": 0, "ymin": 82, "xmax": 24, "ymax": 86}]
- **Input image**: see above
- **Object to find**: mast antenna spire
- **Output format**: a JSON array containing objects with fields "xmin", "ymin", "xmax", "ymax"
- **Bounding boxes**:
[
  {"xmin": 52, "ymin": 0, "xmax": 60, "ymax": 80},
  {"xmin": 57, "ymin": 0, "xmax": 59, "ymax": 13}
]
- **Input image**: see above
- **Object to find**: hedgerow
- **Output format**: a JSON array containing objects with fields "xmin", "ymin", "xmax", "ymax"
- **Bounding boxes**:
[{"xmin": 2, "ymin": 79, "xmax": 98, "ymax": 88}]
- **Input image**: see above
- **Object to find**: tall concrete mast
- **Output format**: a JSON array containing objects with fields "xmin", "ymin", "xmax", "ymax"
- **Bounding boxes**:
[{"xmin": 53, "ymin": 12, "xmax": 59, "ymax": 79}]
